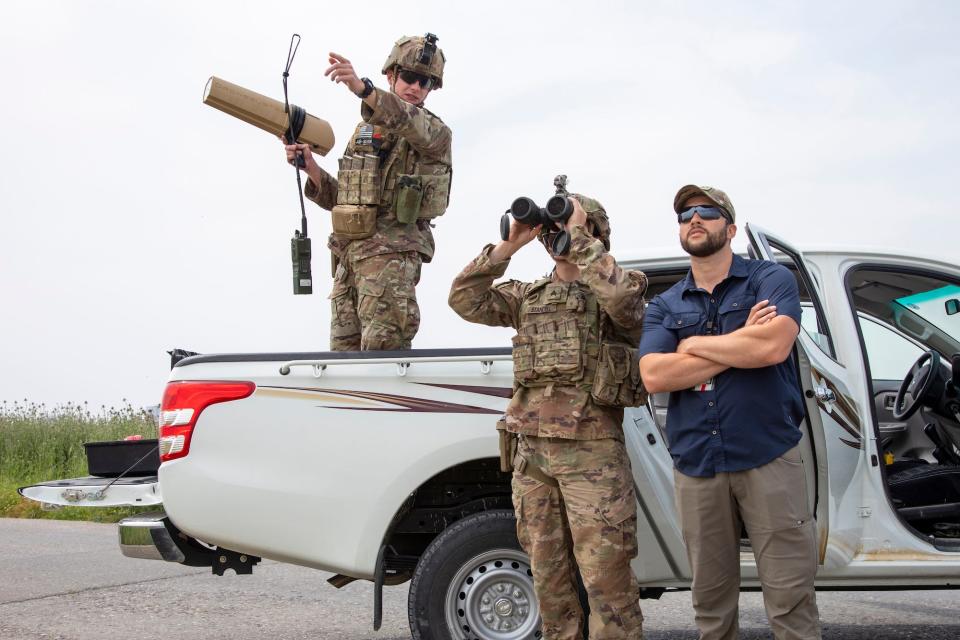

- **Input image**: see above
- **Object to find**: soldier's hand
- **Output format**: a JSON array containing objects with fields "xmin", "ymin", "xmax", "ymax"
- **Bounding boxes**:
[
  {"xmin": 281, "ymin": 137, "xmax": 322, "ymax": 182},
  {"xmin": 507, "ymin": 217, "xmax": 542, "ymax": 247},
  {"xmin": 745, "ymin": 300, "xmax": 777, "ymax": 326},
  {"xmin": 564, "ymin": 197, "xmax": 588, "ymax": 232},
  {"xmin": 491, "ymin": 218, "xmax": 542, "ymax": 262},
  {"xmin": 325, "ymin": 52, "xmax": 365, "ymax": 96}
]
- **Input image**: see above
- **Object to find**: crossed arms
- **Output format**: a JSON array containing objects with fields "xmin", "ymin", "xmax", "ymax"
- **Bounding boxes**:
[{"xmin": 639, "ymin": 302, "xmax": 799, "ymax": 393}]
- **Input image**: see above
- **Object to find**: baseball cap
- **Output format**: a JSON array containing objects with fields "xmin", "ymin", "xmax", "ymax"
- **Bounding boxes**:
[{"xmin": 673, "ymin": 185, "xmax": 736, "ymax": 223}]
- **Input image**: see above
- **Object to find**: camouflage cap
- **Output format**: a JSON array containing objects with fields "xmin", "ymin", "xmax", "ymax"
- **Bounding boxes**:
[
  {"xmin": 572, "ymin": 194, "xmax": 611, "ymax": 251},
  {"xmin": 382, "ymin": 34, "xmax": 446, "ymax": 88},
  {"xmin": 673, "ymin": 185, "xmax": 736, "ymax": 223}
]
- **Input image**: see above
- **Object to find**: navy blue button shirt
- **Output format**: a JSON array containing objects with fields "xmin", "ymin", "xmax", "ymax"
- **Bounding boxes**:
[{"xmin": 638, "ymin": 254, "xmax": 804, "ymax": 477}]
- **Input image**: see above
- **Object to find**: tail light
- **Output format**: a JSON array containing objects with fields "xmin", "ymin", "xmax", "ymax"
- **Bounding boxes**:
[{"xmin": 159, "ymin": 381, "xmax": 255, "ymax": 462}]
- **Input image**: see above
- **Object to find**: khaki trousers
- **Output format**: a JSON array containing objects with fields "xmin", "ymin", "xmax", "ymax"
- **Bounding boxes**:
[{"xmin": 674, "ymin": 445, "xmax": 821, "ymax": 640}]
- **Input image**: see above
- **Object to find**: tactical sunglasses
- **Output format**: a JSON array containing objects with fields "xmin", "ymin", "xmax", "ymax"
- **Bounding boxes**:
[
  {"xmin": 398, "ymin": 69, "xmax": 436, "ymax": 90},
  {"xmin": 677, "ymin": 205, "xmax": 729, "ymax": 224}
]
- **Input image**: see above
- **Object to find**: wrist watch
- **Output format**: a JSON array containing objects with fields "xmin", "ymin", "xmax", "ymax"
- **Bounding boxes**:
[{"xmin": 356, "ymin": 77, "xmax": 375, "ymax": 99}]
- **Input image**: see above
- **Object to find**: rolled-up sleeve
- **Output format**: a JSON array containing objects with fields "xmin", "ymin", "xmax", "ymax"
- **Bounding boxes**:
[
  {"xmin": 638, "ymin": 297, "xmax": 678, "ymax": 357},
  {"xmin": 756, "ymin": 263, "xmax": 802, "ymax": 329}
]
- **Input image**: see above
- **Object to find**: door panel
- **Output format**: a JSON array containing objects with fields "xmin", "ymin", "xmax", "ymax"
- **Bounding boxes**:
[{"xmin": 746, "ymin": 224, "xmax": 834, "ymax": 564}]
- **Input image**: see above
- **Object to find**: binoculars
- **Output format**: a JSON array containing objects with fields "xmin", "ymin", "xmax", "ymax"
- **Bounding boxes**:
[{"xmin": 500, "ymin": 194, "xmax": 575, "ymax": 255}]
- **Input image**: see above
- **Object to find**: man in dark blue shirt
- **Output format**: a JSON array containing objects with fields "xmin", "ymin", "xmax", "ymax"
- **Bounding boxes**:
[{"xmin": 638, "ymin": 185, "xmax": 821, "ymax": 640}]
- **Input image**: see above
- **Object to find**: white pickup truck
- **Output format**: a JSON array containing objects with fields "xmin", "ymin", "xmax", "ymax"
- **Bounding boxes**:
[{"xmin": 22, "ymin": 224, "xmax": 960, "ymax": 640}]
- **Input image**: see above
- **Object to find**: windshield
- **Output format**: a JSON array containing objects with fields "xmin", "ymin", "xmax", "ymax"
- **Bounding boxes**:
[
  {"xmin": 848, "ymin": 269, "xmax": 960, "ymax": 358},
  {"xmin": 893, "ymin": 284, "xmax": 960, "ymax": 344}
]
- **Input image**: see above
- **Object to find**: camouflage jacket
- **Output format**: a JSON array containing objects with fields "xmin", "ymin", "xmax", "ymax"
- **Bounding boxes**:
[
  {"xmin": 304, "ymin": 88, "xmax": 452, "ymax": 263},
  {"xmin": 448, "ymin": 226, "xmax": 648, "ymax": 440}
]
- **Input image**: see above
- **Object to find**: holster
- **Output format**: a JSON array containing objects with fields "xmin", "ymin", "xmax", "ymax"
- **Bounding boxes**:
[
  {"xmin": 497, "ymin": 419, "xmax": 559, "ymax": 488},
  {"xmin": 497, "ymin": 417, "xmax": 517, "ymax": 473}
]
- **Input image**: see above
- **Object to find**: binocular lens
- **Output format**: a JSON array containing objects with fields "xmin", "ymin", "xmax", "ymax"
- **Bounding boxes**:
[
  {"xmin": 510, "ymin": 197, "xmax": 541, "ymax": 225},
  {"xmin": 546, "ymin": 195, "xmax": 572, "ymax": 222}
]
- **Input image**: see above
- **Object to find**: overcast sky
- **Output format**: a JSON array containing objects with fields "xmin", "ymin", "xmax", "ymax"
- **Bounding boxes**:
[{"xmin": 2, "ymin": 1, "xmax": 959, "ymax": 410}]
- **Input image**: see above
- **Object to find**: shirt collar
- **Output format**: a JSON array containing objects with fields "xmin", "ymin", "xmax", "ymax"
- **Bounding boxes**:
[{"xmin": 681, "ymin": 253, "xmax": 749, "ymax": 295}]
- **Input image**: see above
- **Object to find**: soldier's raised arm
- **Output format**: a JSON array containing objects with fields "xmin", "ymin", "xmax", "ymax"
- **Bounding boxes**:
[
  {"xmin": 564, "ymin": 199, "xmax": 648, "ymax": 339},
  {"xmin": 449, "ymin": 216, "xmax": 542, "ymax": 328},
  {"xmin": 324, "ymin": 37, "xmax": 451, "ymax": 162},
  {"xmin": 448, "ymin": 247, "xmax": 527, "ymax": 329}
]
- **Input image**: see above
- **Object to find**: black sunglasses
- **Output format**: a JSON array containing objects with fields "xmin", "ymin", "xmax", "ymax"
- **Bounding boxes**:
[
  {"xmin": 677, "ymin": 205, "xmax": 729, "ymax": 224},
  {"xmin": 398, "ymin": 69, "xmax": 436, "ymax": 90}
]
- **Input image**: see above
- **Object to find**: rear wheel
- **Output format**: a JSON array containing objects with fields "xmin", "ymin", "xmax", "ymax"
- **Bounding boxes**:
[{"xmin": 408, "ymin": 510, "xmax": 541, "ymax": 640}]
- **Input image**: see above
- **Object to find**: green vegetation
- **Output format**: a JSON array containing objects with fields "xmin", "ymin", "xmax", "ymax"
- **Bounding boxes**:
[{"xmin": 0, "ymin": 400, "xmax": 158, "ymax": 521}]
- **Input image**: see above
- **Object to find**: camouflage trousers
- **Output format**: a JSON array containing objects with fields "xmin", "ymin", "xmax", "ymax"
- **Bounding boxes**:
[
  {"xmin": 328, "ymin": 250, "xmax": 422, "ymax": 351},
  {"xmin": 513, "ymin": 436, "xmax": 643, "ymax": 639}
]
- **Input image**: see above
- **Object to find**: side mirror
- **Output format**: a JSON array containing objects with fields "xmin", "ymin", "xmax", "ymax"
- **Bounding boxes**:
[{"xmin": 946, "ymin": 299, "xmax": 960, "ymax": 315}]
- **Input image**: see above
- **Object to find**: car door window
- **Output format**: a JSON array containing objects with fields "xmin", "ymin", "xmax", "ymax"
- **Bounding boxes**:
[{"xmin": 858, "ymin": 315, "xmax": 923, "ymax": 380}]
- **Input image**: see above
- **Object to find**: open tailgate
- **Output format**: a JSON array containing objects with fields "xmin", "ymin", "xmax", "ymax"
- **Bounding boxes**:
[{"xmin": 19, "ymin": 476, "xmax": 161, "ymax": 508}]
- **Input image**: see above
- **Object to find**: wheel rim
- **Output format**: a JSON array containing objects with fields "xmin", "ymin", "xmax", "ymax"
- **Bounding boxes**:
[{"xmin": 444, "ymin": 548, "xmax": 540, "ymax": 640}]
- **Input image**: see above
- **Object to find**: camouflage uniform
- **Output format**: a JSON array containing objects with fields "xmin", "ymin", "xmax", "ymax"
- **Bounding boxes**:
[
  {"xmin": 305, "ymin": 38, "xmax": 452, "ymax": 351},
  {"xmin": 449, "ymin": 217, "xmax": 648, "ymax": 640}
]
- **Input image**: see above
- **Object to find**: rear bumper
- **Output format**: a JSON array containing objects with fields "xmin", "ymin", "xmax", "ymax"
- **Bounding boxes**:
[
  {"xmin": 118, "ymin": 512, "xmax": 262, "ymax": 574},
  {"xmin": 119, "ymin": 512, "xmax": 185, "ymax": 562}
]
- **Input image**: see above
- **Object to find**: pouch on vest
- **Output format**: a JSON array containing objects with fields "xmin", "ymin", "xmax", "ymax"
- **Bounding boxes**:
[
  {"xmin": 496, "ymin": 416, "xmax": 517, "ymax": 473},
  {"xmin": 592, "ymin": 342, "xmax": 647, "ymax": 407},
  {"xmin": 417, "ymin": 171, "xmax": 451, "ymax": 219},
  {"xmin": 533, "ymin": 333, "xmax": 584, "ymax": 381},
  {"xmin": 511, "ymin": 334, "xmax": 536, "ymax": 385},
  {"xmin": 331, "ymin": 204, "xmax": 377, "ymax": 239},
  {"xmin": 394, "ymin": 172, "xmax": 451, "ymax": 220},
  {"xmin": 337, "ymin": 154, "xmax": 380, "ymax": 206},
  {"xmin": 394, "ymin": 175, "xmax": 423, "ymax": 224},
  {"xmin": 511, "ymin": 332, "xmax": 585, "ymax": 387}
]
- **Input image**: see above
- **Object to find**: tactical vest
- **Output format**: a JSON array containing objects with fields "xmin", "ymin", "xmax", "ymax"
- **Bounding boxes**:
[
  {"xmin": 511, "ymin": 278, "xmax": 647, "ymax": 408},
  {"xmin": 331, "ymin": 121, "xmax": 451, "ymax": 239}
]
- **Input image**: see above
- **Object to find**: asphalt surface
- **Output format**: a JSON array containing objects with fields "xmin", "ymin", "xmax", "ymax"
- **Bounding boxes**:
[{"xmin": 1, "ymin": 518, "xmax": 959, "ymax": 639}]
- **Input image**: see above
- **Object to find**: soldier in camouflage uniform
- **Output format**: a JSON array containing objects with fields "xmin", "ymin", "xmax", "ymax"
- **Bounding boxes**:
[
  {"xmin": 283, "ymin": 34, "xmax": 452, "ymax": 350},
  {"xmin": 449, "ymin": 195, "xmax": 648, "ymax": 639}
]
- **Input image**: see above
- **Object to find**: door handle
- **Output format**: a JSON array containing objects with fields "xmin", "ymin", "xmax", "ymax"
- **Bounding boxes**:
[{"xmin": 815, "ymin": 386, "xmax": 836, "ymax": 403}]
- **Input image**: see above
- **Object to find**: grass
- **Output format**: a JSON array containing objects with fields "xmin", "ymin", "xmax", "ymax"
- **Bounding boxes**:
[{"xmin": 0, "ymin": 400, "xmax": 160, "ymax": 521}]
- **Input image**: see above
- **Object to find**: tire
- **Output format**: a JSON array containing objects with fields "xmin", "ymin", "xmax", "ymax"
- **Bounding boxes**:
[{"xmin": 408, "ymin": 509, "xmax": 542, "ymax": 640}]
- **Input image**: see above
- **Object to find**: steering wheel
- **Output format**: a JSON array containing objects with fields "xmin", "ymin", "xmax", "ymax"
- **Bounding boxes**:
[{"xmin": 892, "ymin": 350, "xmax": 941, "ymax": 420}]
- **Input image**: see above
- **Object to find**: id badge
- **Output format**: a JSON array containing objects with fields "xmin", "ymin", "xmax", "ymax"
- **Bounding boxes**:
[{"xmin": 691, "ymin": 377, "xmax": 715, "ymax": 392}]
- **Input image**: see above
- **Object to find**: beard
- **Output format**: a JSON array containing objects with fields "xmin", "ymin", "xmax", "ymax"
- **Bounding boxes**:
[{"xmin": 680, "ymin": 224, "xmax": 729, "ymax": 258}]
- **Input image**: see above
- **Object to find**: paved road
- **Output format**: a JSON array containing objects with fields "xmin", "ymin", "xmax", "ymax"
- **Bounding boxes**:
[{"xmin": 1, "ymin": 518, "xmax": 959, "ymax": 639}]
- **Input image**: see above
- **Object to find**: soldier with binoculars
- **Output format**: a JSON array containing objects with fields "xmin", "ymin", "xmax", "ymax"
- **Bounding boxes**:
[
  {"xmin": 450, "ymin": 179, "xmax": 649, "ymax": 639},
  {"xmin": 283, "ymin": 34, "xmax": 452, "ymax": 351}
]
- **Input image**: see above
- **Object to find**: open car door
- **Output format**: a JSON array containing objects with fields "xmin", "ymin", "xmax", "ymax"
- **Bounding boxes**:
[{"xmin": 745, "ymin": 224, "xmax": 834, "ymax": 565}]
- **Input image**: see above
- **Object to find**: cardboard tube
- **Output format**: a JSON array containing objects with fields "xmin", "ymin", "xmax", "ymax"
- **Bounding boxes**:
[{"xmin": 203, "ymin": 76, "xmax": 335, "ymax": 156}]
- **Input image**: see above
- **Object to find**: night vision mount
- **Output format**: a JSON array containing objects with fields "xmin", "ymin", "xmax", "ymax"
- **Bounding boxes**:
[{"xmin": 418, "ymin": 33, "xmax": 439, "ymax": 67}]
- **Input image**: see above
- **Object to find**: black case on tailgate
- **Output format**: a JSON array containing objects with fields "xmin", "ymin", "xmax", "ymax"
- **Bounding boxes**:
[{"xmin": 84, "ymin": 440, "xmax": 160, "ymax": 477}]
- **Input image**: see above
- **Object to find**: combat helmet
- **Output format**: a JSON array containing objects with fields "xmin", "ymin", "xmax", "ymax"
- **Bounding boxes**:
[
  {"xmin": 382, "ymin": 33, "xmax": 446, "ymax": 89},
  {"xmin": 572, "ymin": 194, "xmax": 612, "ymax": 251}
]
